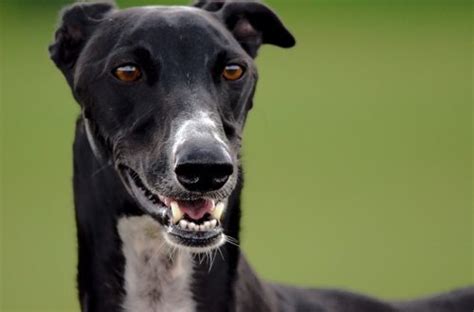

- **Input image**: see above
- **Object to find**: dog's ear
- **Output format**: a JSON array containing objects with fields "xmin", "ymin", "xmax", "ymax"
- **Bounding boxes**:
[
  {"xmin": 49, "ymin": 2, "xmax": 116, "ymax": 83},
  {"xmin": 197, "ymin": 1, "xmax": 295, "ymax": 58}
]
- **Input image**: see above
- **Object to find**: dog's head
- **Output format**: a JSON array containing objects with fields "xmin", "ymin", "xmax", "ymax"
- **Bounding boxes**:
[{"xmin": 50, "ymin": 1, "xmax": 294, "ymax": 252}]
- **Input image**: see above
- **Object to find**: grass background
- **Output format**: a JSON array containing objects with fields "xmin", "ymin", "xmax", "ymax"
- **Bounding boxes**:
[{"xmin": 0, "ymin": 0, "xmax": 472, "ymax": 311}]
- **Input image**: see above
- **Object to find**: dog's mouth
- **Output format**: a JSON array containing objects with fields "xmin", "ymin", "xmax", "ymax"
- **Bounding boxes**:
[{"xmin": 119, "ymin": 165, "xmax": 226, "ymax": 252}]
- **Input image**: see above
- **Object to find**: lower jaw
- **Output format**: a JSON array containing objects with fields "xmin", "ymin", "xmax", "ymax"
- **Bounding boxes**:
[
  {"xmin": 120, "ymin": 166, "xmax": 226, "ymax": 251},
  {"xmin": 165, "ymin": 226, "xmax": 225, "ymax": 251},
  {"xmin": 145, "ymin": 207, "xmax": 227, "ymax": 252}
]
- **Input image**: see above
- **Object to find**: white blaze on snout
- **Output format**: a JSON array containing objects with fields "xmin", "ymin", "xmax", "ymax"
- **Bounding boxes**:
[{"xmin": 171, "ymin": 111, "xmax": 228, "ymax": 162}]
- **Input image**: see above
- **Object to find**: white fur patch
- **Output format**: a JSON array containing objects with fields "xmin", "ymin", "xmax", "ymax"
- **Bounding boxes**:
[
  {"xmin": 172, "ymin": 112, "xmax": 227, "ymax": 158},
  {"xmin": 118, "ymin": 216, "xmax": 195, "ymax": 312}
]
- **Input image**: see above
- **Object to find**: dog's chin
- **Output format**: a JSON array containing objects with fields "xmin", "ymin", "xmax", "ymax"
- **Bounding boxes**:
[{"xmin": 119, "ymin": 165, "xmax": 227, "ymax": 253}]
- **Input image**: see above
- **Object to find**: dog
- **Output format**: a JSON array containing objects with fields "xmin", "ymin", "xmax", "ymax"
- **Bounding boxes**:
[{"xmin": 49, "ymin": 1, "xmax": 473, "ymax": 311}]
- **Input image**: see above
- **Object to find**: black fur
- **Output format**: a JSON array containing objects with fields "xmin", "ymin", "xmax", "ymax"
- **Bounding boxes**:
[{"xmin": 49, "ymin": 1, "xmax": 473, "ymax": 311}]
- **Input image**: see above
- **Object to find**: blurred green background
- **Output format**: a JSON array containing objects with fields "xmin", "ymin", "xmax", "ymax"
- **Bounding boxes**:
[{"xmin": 0, "ymin": 0, "xmax": 472, "ymax": 311}]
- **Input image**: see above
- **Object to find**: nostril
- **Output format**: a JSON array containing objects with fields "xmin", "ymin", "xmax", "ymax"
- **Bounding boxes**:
[
  {"xmin": 211, "ymin": 163, "xmax": 233, "ymax": 178},
  {"xmin": 175, "ymin": 164, "xmax": 199, "ymax": 179},
  {"xmin": 175, "ymin": 163, "xmax": 233, "ymax": 192},
  {"xmin": 214, "ymin": 175, "xmax": 229, "ymax": 183},
  {"xmin": 176, "ymin": 172, "xmax": 200, "ymax": 185},
  {"xmin": 175, "ymin": 165, "xmax": 200, "ymax": 185}
]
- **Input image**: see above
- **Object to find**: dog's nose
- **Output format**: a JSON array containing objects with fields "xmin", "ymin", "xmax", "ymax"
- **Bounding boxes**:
[{"xmin": 174, "ymin": 142, "xmax": 233, "ymax": 193}]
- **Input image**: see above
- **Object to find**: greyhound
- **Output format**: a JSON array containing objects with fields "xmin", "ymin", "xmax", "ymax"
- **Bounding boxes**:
[{"xmin": 49, "ymin": 1, "xmax": 473, "ymax": 311}]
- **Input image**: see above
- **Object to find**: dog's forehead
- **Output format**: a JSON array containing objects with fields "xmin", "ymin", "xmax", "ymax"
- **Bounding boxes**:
[{"xmin": 105, "ymin": 6, "xmax": 232, "ymax": 46}]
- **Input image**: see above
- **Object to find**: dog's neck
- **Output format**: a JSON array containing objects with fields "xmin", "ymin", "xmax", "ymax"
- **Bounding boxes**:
[
  {"xmin": 73, "ymin": 120, "xmax": 262, "ymax": 312},
  {"xmin": 117, "ymin": 215, "xmax": 196, "ymax": 312}
]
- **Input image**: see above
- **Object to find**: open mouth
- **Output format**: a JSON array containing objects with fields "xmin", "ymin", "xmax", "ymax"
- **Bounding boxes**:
[{"xmin": 119, "ymin": 165, "xmax": 226, "ymax": 251}]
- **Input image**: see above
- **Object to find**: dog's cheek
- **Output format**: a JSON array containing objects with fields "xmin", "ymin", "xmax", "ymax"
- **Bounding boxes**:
[{"xmin": 228, "ymin": 80, "xmax": 256, "ymax": 128}]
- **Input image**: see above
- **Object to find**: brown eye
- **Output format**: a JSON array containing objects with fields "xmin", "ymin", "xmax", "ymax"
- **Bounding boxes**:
[
  {"xmin": 222, "ymin": 64, "xmax": 244, "ymax": 81},
  {"xmin": 113, "ymin": 64, "xmax": 142, "ymax": 82}
]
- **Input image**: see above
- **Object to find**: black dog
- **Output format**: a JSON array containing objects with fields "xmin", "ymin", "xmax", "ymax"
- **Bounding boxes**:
[{"xmin": 50, "ymin": 1, "xmax": 473, "ymax": 311}]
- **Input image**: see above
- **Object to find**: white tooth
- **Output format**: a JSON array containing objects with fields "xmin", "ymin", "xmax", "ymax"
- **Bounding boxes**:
[
  {"xmin": 204, "ymin": 221, "xmax": 211, "ymax": 229},
  {"xmin": 179, "ymin": 219, "xmax": 188, "ymax": 229},
  {"xmin": 198, "ymin": 225, "xmax": 205, "ymax": 231},
  {"xmin": 212, "ymin": 202, "xmax": 224, "ymax": 220},
  {"xmin": 210, "ymin": 219, "xmax": 217, "ymax": 228},
  {"xmin": 189, "ymin": 222, "xmax": 197, "ymax": 231},
  {"xmin": 170, "ymin": 201, "xmax": 183, "ymax": 224},
  {"xmin": 210, "ymin": 199, "xmax": 216, "ymax": 211}
]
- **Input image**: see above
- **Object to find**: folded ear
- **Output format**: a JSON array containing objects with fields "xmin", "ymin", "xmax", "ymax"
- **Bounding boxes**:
[
  {"xmin": 49, "ymin": 2, "xmax": 116, "ymax": 84},
  {"xmin": 197, "ymin": 1, "xmax": 295, "ymax": 58}
]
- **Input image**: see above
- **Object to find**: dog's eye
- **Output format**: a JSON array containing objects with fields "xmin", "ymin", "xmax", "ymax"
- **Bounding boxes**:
[
  {"xmin": 222, "ymin": 64, "xmax": 245, "ymax": 81},
  {"xmin": 113, "ymin": 64, "xmax": 142, "ymax": 82}
]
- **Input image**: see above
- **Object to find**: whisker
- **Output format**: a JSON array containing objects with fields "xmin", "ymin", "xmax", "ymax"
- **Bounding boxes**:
[
  {"xmin": 207, "ymin": 249, "xmax": 217, "ymax": 272},
  {"xmin": 224, "ymin": 235, "xmax": 240, "ymax": 247},
  {"xmin": 198, "ymin": 253, "xmax": 205, "ymax": 265},
  {"xmin": 91, "ymin": 162, "xmax": 112, "ymax": 177},
  {"xmin": 168, "ymin": 245, "xmax": 178, "ymax": 263},
  {"xmin": 217, "ymin": 247, "xmax": 225, "ymax": 261}
]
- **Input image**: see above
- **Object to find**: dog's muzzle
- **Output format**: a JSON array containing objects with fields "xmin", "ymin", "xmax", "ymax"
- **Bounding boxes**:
[
  {"xmin": 117, "ymin": 135, "xmax": 236, "ymax": 252},
  {"xmin": 117, "ymin": 111, "xmax": 236, "ymax": 251}
]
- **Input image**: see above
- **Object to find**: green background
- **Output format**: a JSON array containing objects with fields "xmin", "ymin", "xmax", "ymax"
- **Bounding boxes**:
[{"xmin": 0, "ymin": 0, "xmax": 472, "ymax": 311}]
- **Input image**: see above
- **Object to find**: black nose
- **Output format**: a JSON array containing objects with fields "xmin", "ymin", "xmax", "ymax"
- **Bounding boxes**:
[{"xmin": 174, "ymin": 142, "xmax": 233, "ymax": 193}]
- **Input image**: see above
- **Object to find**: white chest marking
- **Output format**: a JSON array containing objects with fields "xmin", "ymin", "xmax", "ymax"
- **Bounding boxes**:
[{"xmin": 118, "ymin": 216, "xmax": 195, "ymax": 312}]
